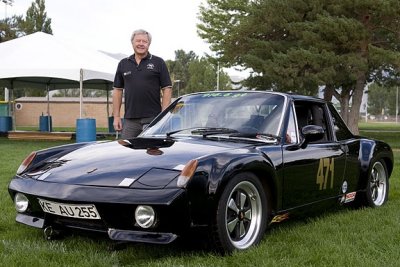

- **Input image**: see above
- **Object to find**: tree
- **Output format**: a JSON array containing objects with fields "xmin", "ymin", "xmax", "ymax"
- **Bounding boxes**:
[
  {"xmin": 198, "ymin": 0, "xmax": 400, "ymax": 134},
  {"xmin": 18, "ymin": 0, "xmax": 52, "ymax": 34},
  {"xmin": 166, "ymin": 50, "xmax": 197, "ymax": 97},
  {"xmin": 167, "ymin": 50, "xmax": 233, "ymax": 97},
  {"xmin": 1, "ymin": 0, "xmax": 51, "ymax": 43},
  {"xmin": 367, "ymin": 83, "xmax": 398, "ymax": 117},
  {"xmin": 186, "ymin": 57, "xmax": 232, "ymax": 93},
  {"xmin": 0, "ymin": 15, "xmax": 23, "ymax": 43}
]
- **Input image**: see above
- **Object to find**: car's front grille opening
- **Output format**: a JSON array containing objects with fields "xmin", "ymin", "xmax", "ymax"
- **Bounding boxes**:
[{"xmin": 51, "ymin": 216, "xmax": 108, "ymax": 232}]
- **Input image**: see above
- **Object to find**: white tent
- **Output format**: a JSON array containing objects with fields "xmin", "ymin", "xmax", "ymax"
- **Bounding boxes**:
[{"xmin": 0, "ymin": 32, "xmax": 120, "ymax": 118}]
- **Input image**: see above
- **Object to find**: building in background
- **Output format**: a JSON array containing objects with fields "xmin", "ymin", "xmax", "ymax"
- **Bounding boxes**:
[{"xmin": 14, "ymin": 97, "xmax": 122, "ymax": 129}]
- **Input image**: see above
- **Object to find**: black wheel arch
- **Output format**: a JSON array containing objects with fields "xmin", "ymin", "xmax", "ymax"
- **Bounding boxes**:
[
  {"xmin": 210, "ymin": 154, "xmax": 278, "ymax": 219},
  {"xmin": 185, "ymin": 152, "xmax": 279, "ymax": 228},
  {"xmin": 357, "ymin": 139, "xmax": 393, "ymax": 191}
]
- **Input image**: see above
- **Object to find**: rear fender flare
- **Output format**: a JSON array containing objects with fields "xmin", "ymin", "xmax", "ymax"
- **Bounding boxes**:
[{"xmin": 358, "ymin": 139, "xmax": 393, "ymax": 190}]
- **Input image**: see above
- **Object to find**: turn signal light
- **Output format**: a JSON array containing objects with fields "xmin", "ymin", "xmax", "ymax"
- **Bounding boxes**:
[
  {"xmin": 17, "ymin": 151, "xmax": 37, "ymax": 175},
  {"xmin": 177, "ymin": 159, "xmax": 198, "ymax": 188}
]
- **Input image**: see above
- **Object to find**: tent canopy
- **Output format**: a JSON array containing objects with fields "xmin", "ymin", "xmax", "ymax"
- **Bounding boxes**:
[{"xmin": 0, "ymin": 32, "xmax": 120, "ymax": 90}]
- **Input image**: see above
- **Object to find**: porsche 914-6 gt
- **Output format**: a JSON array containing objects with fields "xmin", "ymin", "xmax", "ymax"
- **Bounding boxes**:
[{"xmin": 8, "ymin": 91, "xmax": 393, "ymax": 253}]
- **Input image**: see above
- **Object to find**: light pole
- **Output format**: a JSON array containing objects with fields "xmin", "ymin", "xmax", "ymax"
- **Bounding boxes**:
[
  {"xmin": 216, "ymin": 62, "xmax": 220, "ymax": 91},
  {"xmin": 2, "ymin": 0, "xmax": 13, "ymax": 18},
  {"xmin": 396, "ymin": 86, "xmax": 398, "ymax": 124},
  {"xmin": 365, "ymin": 95, "xmax": 368, "ymax": 123},
  {"xmin": 174, "ymin": 80, "xmax": 181, "ymax": 97}
]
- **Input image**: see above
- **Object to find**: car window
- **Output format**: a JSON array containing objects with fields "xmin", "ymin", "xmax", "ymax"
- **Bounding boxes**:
[
  {"xmin": 142, "ymin": 92, "xmax": 286, "ymax": 137},
  {"xmin": 327, "ymin": 104, "xmax": 353, "ymax": 141},
  {"xmin": 294, "ymin": 101, "xmax": 330, "ymax": 143},
  {"xmin": 285, "ymin": 105, "xmax": 298, "ymax": 144}
]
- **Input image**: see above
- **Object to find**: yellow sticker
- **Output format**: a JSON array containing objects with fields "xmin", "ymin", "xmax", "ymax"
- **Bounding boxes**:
[{"xmin": 316, "ymin": 158, "xmax": 334, "ymax": 190}]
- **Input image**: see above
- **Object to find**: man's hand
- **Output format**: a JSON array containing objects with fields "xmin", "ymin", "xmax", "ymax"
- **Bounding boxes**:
[{"xmin": 113, "ymin": 116, "xmax": 123, "ymax": 131}]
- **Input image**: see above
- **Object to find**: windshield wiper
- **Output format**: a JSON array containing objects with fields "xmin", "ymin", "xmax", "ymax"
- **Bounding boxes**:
[
  {"xmin": 166, "ymin": 127, "xmax": 208, "ymax": 137},
  {"xmin": 166, "ymin": 127, "xmax": 238, "ymax": 137},
  {"xmin": 192, "ymin": 127, "xmax": 238, "ymax": 137},
  {"xmin": 229, "ymin": 132, "xmax": 281, "ymax": 141}
]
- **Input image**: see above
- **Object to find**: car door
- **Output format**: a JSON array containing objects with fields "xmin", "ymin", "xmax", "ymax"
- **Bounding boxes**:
[{"xmin": 281, "ymin": 101, "xmax": 347, "ymax": 209}]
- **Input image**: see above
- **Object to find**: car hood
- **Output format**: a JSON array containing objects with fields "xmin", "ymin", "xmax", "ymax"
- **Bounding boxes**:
[{"xmin": 27, "ymin": 137, "xmax": 254, "ymax": 188}]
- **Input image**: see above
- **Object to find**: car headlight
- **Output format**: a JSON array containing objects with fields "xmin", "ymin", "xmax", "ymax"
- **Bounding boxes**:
[
  {"xmin": 14, "ymin": 193, "xmax": 29, "ymax": 212},
  {"xmin": 135, "ymin": 205, "xmax": 156, "ymax": 228}
]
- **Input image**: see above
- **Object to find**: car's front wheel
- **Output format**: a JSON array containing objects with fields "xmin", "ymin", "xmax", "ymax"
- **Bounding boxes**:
[{"xmin": 212, "ymin": 172, "xmax": 269, "ymax": 253}]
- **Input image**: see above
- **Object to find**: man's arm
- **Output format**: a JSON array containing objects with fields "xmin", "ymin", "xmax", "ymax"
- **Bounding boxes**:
[
  {"xmin": 161, "ymin": 86, "xmax": 172, "ymax": 111},
  {"xmin": 112, "ymin": 88, "xmax": 123, "ymax": 131}
]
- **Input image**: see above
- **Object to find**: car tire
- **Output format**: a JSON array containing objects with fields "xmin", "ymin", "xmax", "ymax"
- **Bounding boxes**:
[
  {"xmin": 211, "ymin": 172, "xmax": 269, "ymax": 253},
  {"xmin": 364, "ymin": 160, "xmax": 389, "ymax": 207}
]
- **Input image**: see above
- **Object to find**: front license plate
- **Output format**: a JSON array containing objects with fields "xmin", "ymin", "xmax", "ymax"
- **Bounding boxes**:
[{"xmin": 38, "ymin": 199, "xmax": 101, "ymax": 219}]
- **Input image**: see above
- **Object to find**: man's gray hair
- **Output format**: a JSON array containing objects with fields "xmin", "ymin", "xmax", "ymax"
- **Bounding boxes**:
[{"xmin": 131, "ymin": 29, "xmax": 152, "ymax": 44}]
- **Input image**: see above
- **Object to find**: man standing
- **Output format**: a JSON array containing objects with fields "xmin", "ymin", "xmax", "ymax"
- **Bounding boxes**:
[{"xmin": 113, "ymin": 29, "xmax": 172, "ymax": 139}]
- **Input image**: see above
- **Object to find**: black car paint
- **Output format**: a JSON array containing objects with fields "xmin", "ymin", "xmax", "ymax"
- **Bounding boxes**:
[{"xmin": 8, "ymin": 91, "xmax": 393, "ymax": 248}]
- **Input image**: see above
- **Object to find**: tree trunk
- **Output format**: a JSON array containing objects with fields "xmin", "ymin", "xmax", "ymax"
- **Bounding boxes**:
[
  {"xmin": 323, "ymin": 84, "xmax": 334, "ymax": 102},
  {"xmin": 347, "ymin": 73, "xmax": 366, "ymax": 135},
  {"xmin": 338, "ymin": 91, "xmax": 350, "ymax": 126}
]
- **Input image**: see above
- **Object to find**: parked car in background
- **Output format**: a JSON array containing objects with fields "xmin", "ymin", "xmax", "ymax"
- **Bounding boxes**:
[{"xmin": 9, "ymin": 91, "xmax": 393, "ymax": 253}]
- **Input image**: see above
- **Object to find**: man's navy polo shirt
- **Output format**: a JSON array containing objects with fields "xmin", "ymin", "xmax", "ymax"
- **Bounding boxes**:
[{"xmin": 113, "ymin": 53, "xmax": 172, "ymax": 119}]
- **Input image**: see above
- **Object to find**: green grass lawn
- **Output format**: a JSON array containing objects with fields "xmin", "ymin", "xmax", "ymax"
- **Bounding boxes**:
[
  {"xmin": 0, "ymin": 125, "xmax": 399, "ymax": 266},
  {"xmin": 359, "ymin": 121, "xmax": 400, "ymax": 131}
]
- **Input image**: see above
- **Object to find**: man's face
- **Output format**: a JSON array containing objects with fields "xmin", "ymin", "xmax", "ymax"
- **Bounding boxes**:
[{"xmin": 132, "ymin": 33, "xmax": 150, "ymax": 56}]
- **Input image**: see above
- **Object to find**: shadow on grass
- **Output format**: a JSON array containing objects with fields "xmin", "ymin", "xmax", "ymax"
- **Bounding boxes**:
[{"xmin": 37, "ymin": 226, "xmax": 218, "ymax": 258}]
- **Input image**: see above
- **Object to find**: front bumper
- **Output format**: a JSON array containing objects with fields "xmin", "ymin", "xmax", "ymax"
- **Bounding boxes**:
[
  {"xmin": 108, "ymin": 228, "xmax": 177, "ymax": 244},
  {"xmin": 16, "ymin": 213, "xmax": 178, "ymax": 244},
  {"xmin": 9, "ymin": 177, "xmax": 191, "ymax": 244}
]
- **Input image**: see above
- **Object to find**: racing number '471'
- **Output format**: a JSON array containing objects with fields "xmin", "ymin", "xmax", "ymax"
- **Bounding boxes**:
[{"xmin": 316, "ymin": 158, "xmax": 334, "ymax": 190}]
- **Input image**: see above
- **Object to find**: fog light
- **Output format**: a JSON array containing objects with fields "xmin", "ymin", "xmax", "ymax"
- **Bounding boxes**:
[
  {"xmin": 14, "ymin": 193, "xmax": 29, "ymax": 212},
  {"xmin": 135, "ymin": 205, "xmax": 156, "ymax": 228}
]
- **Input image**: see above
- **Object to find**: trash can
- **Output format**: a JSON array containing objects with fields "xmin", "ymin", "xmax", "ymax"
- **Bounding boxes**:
[
  {"xmin": 0, "ymin": 116, "xmax": 12, "ymax": 132},
  {"xmin": 0, "ymin": 103, "xmax": 8, "ymax": 116},
  {"xmin": 108, "ymin": 116, "xmax": 124, "ymax": 133},
  {"xmin": 108, "ymin": 116, "xmax": 115, "ymax": 133},
  {"xmin": 39, "ymin": 115, "xmax": 52, "ymax": 132},
  {"xmin": 76, "ymin": 118, "xmax": 96, "ymax": 143}
]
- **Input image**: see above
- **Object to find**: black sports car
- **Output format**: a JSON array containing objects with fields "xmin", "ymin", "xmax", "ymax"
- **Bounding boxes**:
[{"xmin": 9, "ymin": 91, "xmax": 393, "ymax": 253}]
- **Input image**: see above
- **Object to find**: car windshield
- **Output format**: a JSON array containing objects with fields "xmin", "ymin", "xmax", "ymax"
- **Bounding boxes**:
[{"xmin": 141, "ymin": 91, "xmax": 286, "ymax": 138}]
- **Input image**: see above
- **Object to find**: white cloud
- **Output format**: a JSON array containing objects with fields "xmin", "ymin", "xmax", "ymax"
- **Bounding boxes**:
[
  {"xmin": 4, "ymin": 0, "xmax": 210, "ymax": 60},
  {"xmin": 3, "ymin": 0, "xmax": 249, "ymax": 79}
]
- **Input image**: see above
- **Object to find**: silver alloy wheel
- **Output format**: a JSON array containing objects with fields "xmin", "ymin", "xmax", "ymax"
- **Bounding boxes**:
[
  {"xmin": 224, "ymin": 180, "xmax": 263, "ymax": 249},
  {"xmin": 370, "ymin": 161, "xmax": 387, "ymax": 206}
]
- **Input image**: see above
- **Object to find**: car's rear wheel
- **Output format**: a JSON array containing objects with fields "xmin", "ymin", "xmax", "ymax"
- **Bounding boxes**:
[
  {"xmin": 365, "ymin": 160, "xmax": 389, "ymax": 207},
  {"xmin": 212, "ymin": 172, "xmax": 269, "ymax": 253}
]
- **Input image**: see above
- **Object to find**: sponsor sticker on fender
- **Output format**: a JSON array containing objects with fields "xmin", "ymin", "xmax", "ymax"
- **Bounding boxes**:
[{"xmin": 344, "ymin": 192, "xmax": 357, "ymax": 203}]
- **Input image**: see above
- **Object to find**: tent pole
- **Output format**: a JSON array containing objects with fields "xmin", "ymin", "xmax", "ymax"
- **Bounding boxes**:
[
  {"xmin": 46, "ymin": 84, "xmax": 50, "ymax": 115},
  {"xmin": 10, "ymin": 80, "xmax": 15, "ymax": 131},
  {"xmin": 106, "ymin": 84, "xmax": 111, "ymax": 133},
  {"xmin": 79, "ymin": 69, "xmax": 83, "ymax": 118},
  {"xmin": 46, "ymin": 84, "xmax": 51, "ymax": 132},
  {"xmin": 106, "ymin": 84, "xmax": 110, "ymax": 118}
]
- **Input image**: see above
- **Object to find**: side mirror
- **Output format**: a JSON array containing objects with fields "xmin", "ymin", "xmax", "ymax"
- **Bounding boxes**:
[
  {"xmin": 300, "ymin": 125, "xmax": 325, "ymax": 148},
  {"xmin": 286, "ymin": 125, "xmax": 325, "ymax": 151}
]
